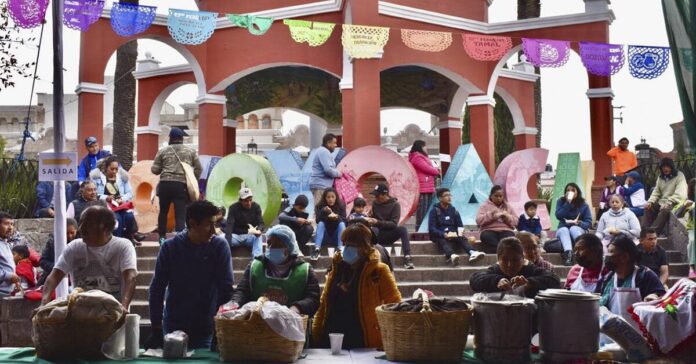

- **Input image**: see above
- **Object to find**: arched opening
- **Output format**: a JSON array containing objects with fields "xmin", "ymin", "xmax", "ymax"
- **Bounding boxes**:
[
  {"xmin": 462, "ymin": 93, "xmax": 515, "ymax": 165},
  {"xmin": 380, "ymin": 108, "xmax": 439, "ymax": 154}
]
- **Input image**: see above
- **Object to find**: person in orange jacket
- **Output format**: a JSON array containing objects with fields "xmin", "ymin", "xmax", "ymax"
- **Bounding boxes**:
[{"xmin": 607, "ymin": 137, "xmax": 638, "ymax": 176}]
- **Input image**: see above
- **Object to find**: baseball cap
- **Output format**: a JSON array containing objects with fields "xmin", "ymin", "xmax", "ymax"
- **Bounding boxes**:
[
  {"xmin": 370, "ymin": 183, "xmax": 389, "ymax": 196},
  {"xmin": 169, "ymin": 127, "xmax": 189, "ymax": 138},
  {"xmin": 626, "ymin": 171, "xmax": 641, "ymax": 180},
  {"xmin": 239, "ymin": 187, "xmax": 253, "ymax": 200},
  {"xmin": 84, "ymin": 136, "xmax": 98, "ymax": 147}
]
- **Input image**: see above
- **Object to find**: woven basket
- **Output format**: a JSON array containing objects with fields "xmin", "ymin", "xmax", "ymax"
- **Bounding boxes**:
[
  {"xmin": 376, "ymin": 291, "xmax": 473, "ymax": 363},
  {"xmin": 215, "ymin": 301, "xmax": 308, "ymax": 363},
  {"xmin": 32, "ymin": 289, "xmax": 125, "ymax": 361}
]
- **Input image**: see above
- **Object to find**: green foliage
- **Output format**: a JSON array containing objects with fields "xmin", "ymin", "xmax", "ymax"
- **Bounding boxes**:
[
  {"xmin": 461, "ymin": 93, "xmax": 515, "ymax": 164},
  {"xmin": 536, "ymin": 185, "xmax": 553, "ymax": 212},
  {"xmin": 0, "ymin": 3, "xmax": 37, "ymax": 91},
  {"xmin": 0, "ymin": 135, "xmax": 6, "ymax": 157},
  {"xmin": 0, "ymin": 159, "xmax": 38, "ymax": 218}
]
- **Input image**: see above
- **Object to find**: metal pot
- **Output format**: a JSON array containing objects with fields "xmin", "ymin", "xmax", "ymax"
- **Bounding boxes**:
[
  {"xmin": 535, "ymin": 289, "xmax": 600, "ymax": 363},
  {"xmin": 472, "ymin": 293, "xmax": 537, "ymax": 364}
]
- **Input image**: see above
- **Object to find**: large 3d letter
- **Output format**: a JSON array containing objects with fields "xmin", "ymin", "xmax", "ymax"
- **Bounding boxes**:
[
  {"xmin": 494, "ymin": 148, "xmax": 552, "ymax": 229},
  {"xmin": 419, "ymin": 144, "xmax": 493, "ymax": 231},
  {"xmin": 337, "ymin": 146, "xmax": 419, "ymax": 225},
  {"xmin": 265, "ymin": 148, "xmax": 345, "ymax": 217},
  {"xmin": 581, "ymin": 160, "xmax": 596, "ymax": 221},
  {"xmin": 197, "ymin": 155, "xmax": 222, "ymax": 196},
  {"xmin": 550, "ymin": 153, "xmax": 583, "ymax": 228},
  {"xmin": 129, "ymin": 160, "xmax": 173, "ymax": 233},
  {"xmin": 206, "ymin": 153, "xmax": 283, "ymax": 226}
]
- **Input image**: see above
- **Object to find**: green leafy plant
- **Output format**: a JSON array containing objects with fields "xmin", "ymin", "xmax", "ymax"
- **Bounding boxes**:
[{"xmin": 0, "ymin": 158, "xmax": 38, "ymax": 218}]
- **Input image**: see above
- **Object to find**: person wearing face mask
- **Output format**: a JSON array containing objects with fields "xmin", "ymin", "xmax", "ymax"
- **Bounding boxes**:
[
  {"xmin": 146, "ymin": 201, "xmax": 233, "ymax": 350},
  {"xmin": 470, "ymin": 237, "xmax": 560, "ymax": 298},
  {"xmin": 595, "ymin": 236, "xmax": 666, "ymax": 325},
  {"xmin": 313, "ymin": 223, "xmax": 401, "ymax": 349},
  {"xmin": 595, "ymin": 195, "xmax": 641, "ymax": 253},
  {"xmin": 564, "ymin": 234, "xmax": 608, "ymax": 292},
  {"xmin": 230, "ymin": 225, "xmax": 320, "ymax": 316},
  {"xmin": 555, "ymin": 183, "xmax": 593, "ymax": 266}
]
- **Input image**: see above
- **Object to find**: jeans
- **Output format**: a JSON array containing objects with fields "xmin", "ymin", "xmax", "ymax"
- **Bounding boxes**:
[
  {"xmin": 371, "ymin": 226, "xmax": 411, "ymax": 255},
  {"xmin": 556, "ymin": 226, "xmax": 586, "ymax": 252},
  {"xmin": 431, "ymin": 236, "xmax": 474, "ymax": 259},
  {"xmin": 479, "ymin": 230, "xmax": 516, "ymax": 254},
  {"xmin": 642, "ymin": 206, "xmax": 673, "ymax": 235},
  {"xmin": 293, "ymin": 224, "xmax": 314, "ymax": 252},
  {"xmin": 316, "ymin": 221, "xmax": 346, "ymax": 249},
  {"xmin": 157, "ymin": 181, "xmax": 189, "ymax": 238},
  {"xmin": 229, "ymin": 234, "xmax": 263, "ymax": 257},
  {"xmin": 113, "ymin": 210, "xmax": 137, "ymax": 239}
]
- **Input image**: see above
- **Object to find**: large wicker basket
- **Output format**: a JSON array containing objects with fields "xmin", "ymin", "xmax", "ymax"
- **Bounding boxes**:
[
  {"xmin": 32, "ymin": 289, "xmax": 125, "ymax": 361},
  {"xmin": 215, "ymin": 302, "xmax": 308, "ymax": 363},
  {"xmin": 376, "ymin": 292, "xmax": 473, "ymax": 363}
]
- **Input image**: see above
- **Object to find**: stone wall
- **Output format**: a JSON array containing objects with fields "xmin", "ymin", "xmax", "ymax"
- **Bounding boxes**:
[
  {"xmin": 14, "ymin": 218, "xmax": 54, "ymax": 252},
  {"xmin": 0, "ymin": 297, "xmax": 40, "ymax": 347}
]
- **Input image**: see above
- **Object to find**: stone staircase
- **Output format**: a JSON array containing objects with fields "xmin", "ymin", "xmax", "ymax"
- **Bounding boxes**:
[{"xmin": 129, "ymin": 236, "xmax": 691, "ymax": 325}]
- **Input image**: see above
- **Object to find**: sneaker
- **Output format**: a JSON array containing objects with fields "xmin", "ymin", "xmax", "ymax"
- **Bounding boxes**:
[
  {"xmin": 563, "ymin": 250, "xmax": 573, "ymax": 266},
  {"xmin": 447, "ymin": 254, "xmax": 460, "ymax": 266},
  {"xmin": 311, "ymin": 248, "xmax": 320, "ymax": 261},
  {"xmin": 133, "ymin": 232, "xmax": 147, "ymax": 242},
  {"xmin": 403, "ymin": 255, "xmax": 415, "ymax": 269},
  {"xmin": 469, "ymin": 251, "xmax": 485, "ymax": 263}
]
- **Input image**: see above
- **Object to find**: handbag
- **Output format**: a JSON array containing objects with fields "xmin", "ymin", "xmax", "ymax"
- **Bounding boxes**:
[
  {"xmin": 170, "ymin": 146, "xmax": 200, "ymax": 202},
  {"xmin": 334, "ymin": 173, "xmax": 359, "ymax": 204}
]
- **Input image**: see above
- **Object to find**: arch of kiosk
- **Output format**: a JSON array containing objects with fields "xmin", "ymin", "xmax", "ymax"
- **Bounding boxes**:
[{"xmin": 76, "ymin": 0, "xmax": 616, "ymax": 185}]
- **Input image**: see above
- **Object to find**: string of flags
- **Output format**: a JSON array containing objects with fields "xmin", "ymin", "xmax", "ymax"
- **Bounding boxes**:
[{"xmin": 7, "ymin": 0, "xmax": 673, "ymax": 80}]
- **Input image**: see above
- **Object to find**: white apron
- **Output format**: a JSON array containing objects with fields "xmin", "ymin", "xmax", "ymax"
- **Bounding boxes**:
[
  {"xmin": 608, "ymin": 268, "xmax": 642, "ymax": 330},
  {"xmin": 569, "ymin": 266, "xmax": 601, "ymax": 293}
]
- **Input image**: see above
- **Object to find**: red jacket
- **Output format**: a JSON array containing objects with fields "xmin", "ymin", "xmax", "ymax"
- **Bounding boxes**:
[
  {"xmin": 15, "ymin": 259, "xmax": 36, "ymax": 288},
  {"xmin": 408, "ymin": 152, "xmax": 439, "ymax": 194}
]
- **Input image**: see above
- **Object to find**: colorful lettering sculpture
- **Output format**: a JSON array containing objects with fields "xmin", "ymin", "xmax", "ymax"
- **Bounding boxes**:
[
  {"xmin": 337, "ymin": 146, "xmax": 419, "ymax": 225},
  {"xmin": 494, "ymin": 148, "xmax": 552, "ymax": 230},
  {"xmin": 550, "ymin": 153, "xmax": 583, "ymax": 228},
  {"xmin": 197, "ymin": 155, "xmax": 222, "ymax": 197},
  {"xmin": 266, "ymin": 148, "xmax": 345, "ymax": 217},
  {"xmin": 128, "ymin": 160, "xmax": 174, "ymax": 233},
  {"xmin": 206, "ymin": 153, "xmax": 283, "ymax": 226},
  {"xmin": 419, "ymin": 144, "xmax": 493, "ymax": 231},
  {"xmin": 581, "ymin": 160, "xmax": 596, "ymax": 221}
]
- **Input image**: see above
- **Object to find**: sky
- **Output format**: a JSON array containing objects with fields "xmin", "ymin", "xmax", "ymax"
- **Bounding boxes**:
[{"xmin": 0, "ymin": 0, "xmax": 683, "ymax": 164}]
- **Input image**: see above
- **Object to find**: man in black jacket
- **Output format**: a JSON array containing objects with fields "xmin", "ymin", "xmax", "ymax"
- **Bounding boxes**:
[
  {"xmin": 365, "ymin": 183, "xmax": 414, "ymax": 269},
  {"xmin": 225, "ymin": 187, "xmax": 264, "ymax": 257},
  {"xmin": 470, "ymin": 237, "xmax": 560, "ymax": 298},
  {"xmin": 278, "ymin": 195, "xmax": 314, "ymax": 253}
]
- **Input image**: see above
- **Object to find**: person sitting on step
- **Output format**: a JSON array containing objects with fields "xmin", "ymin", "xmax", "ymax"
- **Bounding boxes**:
[
  {"xmin": 555, "ymin": 183, "xmax": 593, "ymax": 266},
  {"xmin": 517, "ymin": 232, "xmax": 553, "ymax": 272},
  {"xmin": 517, "ymin": 201, "xmax": 542, "ymax": 238},
  {"xmin": 637, "ymin": 228, "xmax": 669, "ymax": 287},
  {"xmin": 347, "ymin": 197, "xmax": 369, "ymax": 224},
  {"xmin": 225, "ymin": 187, "xmax": 264, "ymax": 258},
  {"xmin": 643, "ymin": 157, "xmax": 687, "ymax": 237},
  {"xmin": 470, "ymin": 237, "xmax": 560, "ymax": 298},
  {"xmin": 230, "ymin": 225, "xmax": 320, "ymax": 316},
  {"xmin": 364, "ymin": 183, "xmax": 414, "ymax": 269},
  {"xmin": 311, "ymin": 188, "xmax": 346, "ymax": 261},
  {"xmin": 622, "ymin": 171, "xmax": 647, "ymax": 217},
  {"xmin": 278, "ymin": 195, "xmax": 314, "ymax": 254},
  {"xmin": 429, "ymin": 188, "xmax": 484, "ymax": 266},
  {"xmin": 564, "ymin": 234, "xmax": 608, "ymax": 293},
  {"xmin": 476, "ymin": 185, "xmax": 518, "ymax": 254}
]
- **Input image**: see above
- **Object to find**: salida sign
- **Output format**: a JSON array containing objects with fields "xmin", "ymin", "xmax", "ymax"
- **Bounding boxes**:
[{"xmin": 38, "ymin": 152, "xmax": 78, "ymax": 182}]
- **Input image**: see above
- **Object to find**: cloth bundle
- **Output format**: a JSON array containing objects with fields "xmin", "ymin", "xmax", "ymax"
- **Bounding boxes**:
[
  {"xmin": 387, "ymin": 297, "xmax": 470, "ymax": 312},
  {"xmin": 217, "ymin": 300, "xmax": 305, "ymax": 341}
]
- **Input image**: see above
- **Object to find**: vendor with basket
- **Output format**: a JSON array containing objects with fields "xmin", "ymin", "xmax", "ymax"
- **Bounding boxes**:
[
  {"xmin": 229, "ymin": 225, "xmax": 320, "ymax": 316},
  {"xmin": 312, "ymin": 223, "xmax": 402, "ymax": 349}
]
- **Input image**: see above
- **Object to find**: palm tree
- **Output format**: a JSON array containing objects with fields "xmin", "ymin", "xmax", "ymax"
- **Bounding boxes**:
[
  {"xmin": 112, "ymin": 0, "xmax": 139, "ymax": 170},
  {"xmin": 517, "ymin": 0, "xmax": 542, "ymax": 147}
]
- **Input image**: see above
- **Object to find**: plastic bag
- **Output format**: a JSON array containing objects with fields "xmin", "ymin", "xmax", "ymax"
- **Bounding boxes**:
[
  {"xmin": 221, "ymin": 301, "xmax": 305, "ymax": 341},
  {"xmin": 599, "ymin": 306, "xmax": 653, "ymax": 362}
]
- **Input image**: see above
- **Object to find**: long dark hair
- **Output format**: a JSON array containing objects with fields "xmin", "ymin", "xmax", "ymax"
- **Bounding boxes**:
[
  {"xmin": 562, "ymin": 182, "xmax": 586, "ymax": 209},
  {"xmin": 316, "ymin": 187, "xmax": 344, "ymax": 212},
  {"xmin": 410, "ymin": 140, "xmax": 427, "ymax": 156}
]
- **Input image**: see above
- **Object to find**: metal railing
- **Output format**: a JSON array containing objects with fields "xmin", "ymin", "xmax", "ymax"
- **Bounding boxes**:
[
  {"xmin": 0, "ymin": 158, "xmax": 38, "ymax": 218},
  {"xmin": 630, "ymin": 156, "xmax": 696, "ymax": 194}
]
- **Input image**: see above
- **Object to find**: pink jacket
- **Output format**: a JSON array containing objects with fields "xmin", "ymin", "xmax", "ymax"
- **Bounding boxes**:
[
  {"xmin": 408, "ymin": 152, "xmax": 440, "ymax": 194},
  {"xmin": 476, "ymin": 200, "xmax": 518, "ymax": 232}
]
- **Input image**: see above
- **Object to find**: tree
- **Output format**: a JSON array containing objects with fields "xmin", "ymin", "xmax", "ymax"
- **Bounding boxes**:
[
  {"xmin": 517, "ymin": 0, "xmax": 542, "ymax": 147},
  {"xmin": 461, "ymin": 93, "xmax": 515, "ymax": 164},
  {"xmin": 111, "ymin": 0, "xmax": 138, "ymax": 170},
  {"xmin": 0, "ymin": 3, "xmax": 37, "ymax": 91}
]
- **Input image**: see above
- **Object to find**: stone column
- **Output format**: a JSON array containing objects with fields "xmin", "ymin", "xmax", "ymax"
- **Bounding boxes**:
[
  {"xmin": 467, "ymin": 95, "xmax": 496, "ymax": 176},
  {"xmin": 196, "ymin": 94, "xmax": 226, "ymax": 156},
  {"xmin": 587, "ymin": 78, "xmax": 614, "ymax": 185},
  {"xmin": 134, "ymin": 126, "xmax": 161, "ymax": 160},
  {"xmin": 75, "ymin": 82, "xmax": 108, "ymax": 147}
]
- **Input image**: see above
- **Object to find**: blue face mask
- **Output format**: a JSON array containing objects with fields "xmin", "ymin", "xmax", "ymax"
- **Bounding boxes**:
[
  {"xmin": 266, "ymin": 248, "xmax": 287, "ymax": 265},
  {"xmin": 342, "ymin": 246, "xmax": 360, "ymax": 264}
]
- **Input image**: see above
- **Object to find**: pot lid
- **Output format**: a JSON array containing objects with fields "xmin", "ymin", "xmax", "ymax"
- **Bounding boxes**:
[{"xmin": 535, "ymin": 289, "xmax": 599, "ymax": 300}]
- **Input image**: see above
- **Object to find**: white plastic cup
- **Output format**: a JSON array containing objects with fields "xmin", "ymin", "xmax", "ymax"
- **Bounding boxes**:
[
  {"xmin": 393, "ymin": 246, "xmax": 402, "ymax": 256},
  {"xmin": 457, "ymin": 227, "xmax": 465, "ymax": 236},
  {"xmin": 329, "ymin": 333, "xmax": 344, "ymax": 355},
  {"xmin": 327, "ymin": 247, "xmax": 335, "ymax": 257}
]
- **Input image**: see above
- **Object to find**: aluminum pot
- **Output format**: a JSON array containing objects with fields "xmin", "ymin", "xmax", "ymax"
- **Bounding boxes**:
[
  {"xmin": 535, "ymin": 289, "xmax": 600, "ymax": 363},
  {"xmin": 472, "ymin": 293, "xmax": 537, "ymax": 364}
]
